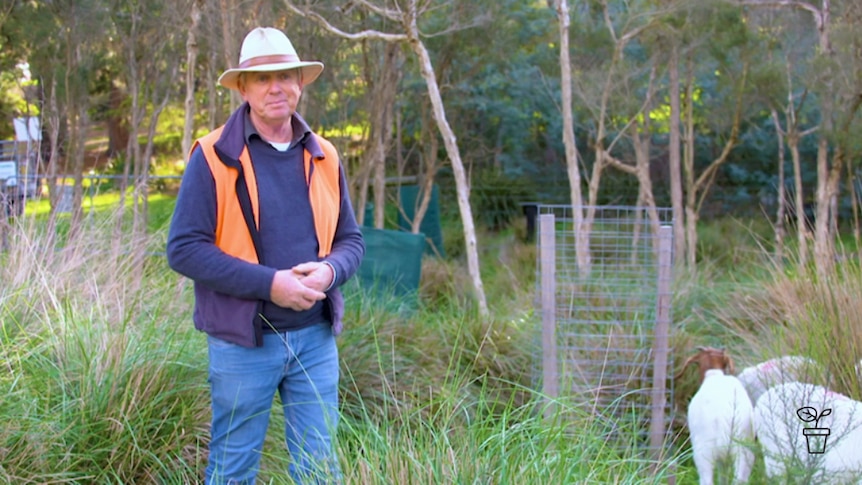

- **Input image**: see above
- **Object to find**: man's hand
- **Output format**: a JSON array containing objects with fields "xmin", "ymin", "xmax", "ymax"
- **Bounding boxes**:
[
  {"xmin": 291, "ymin": 261, "xmax": 334, "ymax": 293},
  {"xmin": 270, "ymin": 268, "xmax": 326, "ymax": 311}
]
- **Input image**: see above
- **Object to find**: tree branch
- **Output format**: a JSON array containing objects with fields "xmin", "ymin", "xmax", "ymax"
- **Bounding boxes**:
[
  {"xmin": 353, "ymin": 0, "xmax": 403, "ymax": 22},
  {"xmin": 602, "ymin": 151, "xmax": 638, "ymax": 175},
  {"xmin": 283, "ymin": 2, "xmax": 408, "ymax": 42},
  {"xmin": 736, "ymin": 0, "xmax": 824, "ymax": 30},
  {"xmin": 694, "ymin": 61, "xmax": 750, "ymax": 212}
]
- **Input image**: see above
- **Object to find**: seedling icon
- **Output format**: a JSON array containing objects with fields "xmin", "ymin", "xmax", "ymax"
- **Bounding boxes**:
[{"xmin": 796, "ymin": 406, "xmax": 832, "ymax": 454}]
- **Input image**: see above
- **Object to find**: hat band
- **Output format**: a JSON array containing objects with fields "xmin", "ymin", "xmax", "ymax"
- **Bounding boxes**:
[{"xmin": 238, "ymin": 54, "xmax": 301, "ymax": 69}]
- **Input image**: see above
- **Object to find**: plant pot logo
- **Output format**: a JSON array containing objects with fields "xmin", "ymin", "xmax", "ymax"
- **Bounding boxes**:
[{"xmin": 796, "ymin": 406, "xmax": 832, "ymax": 454}]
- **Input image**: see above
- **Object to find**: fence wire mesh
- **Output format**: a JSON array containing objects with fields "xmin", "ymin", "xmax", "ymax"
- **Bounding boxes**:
[{"xmin": 533, "ymin": 204, "xmax": 676, "ymax": 455}]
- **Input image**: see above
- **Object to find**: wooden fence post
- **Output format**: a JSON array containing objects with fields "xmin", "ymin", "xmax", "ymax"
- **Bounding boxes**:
[
  {"xmin": 540, "ymin": 213, "xmax": 558, "ymax": 418},
  {"xmin": 649, "ymin": 225, "xmax": 674, "ymax": 466}
]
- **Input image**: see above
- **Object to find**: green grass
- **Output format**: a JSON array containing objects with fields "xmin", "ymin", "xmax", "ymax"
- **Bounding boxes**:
[{"xmin": 3, "ymin": 196, "xmax": 861, "ymax": 483}]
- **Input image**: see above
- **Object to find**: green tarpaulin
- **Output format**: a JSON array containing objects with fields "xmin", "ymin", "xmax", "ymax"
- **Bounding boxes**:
[
  {"xmin": 398, "ymin": 184, "xmax": 445, "ymax": 257},
  {"xmin": 355, "ymin": 226, "xmax": 425, "ymax": 300}
]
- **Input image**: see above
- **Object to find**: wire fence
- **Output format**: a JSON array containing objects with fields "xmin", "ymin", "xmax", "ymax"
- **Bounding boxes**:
[{"xmin": 533, "ymin": 204, "xmax": 676, "ymax": 461}]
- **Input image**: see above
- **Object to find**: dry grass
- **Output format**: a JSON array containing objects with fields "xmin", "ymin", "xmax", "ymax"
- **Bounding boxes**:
[{"xmin": 708, "ymin": 260, "xmax": 862, "ymax": 399}]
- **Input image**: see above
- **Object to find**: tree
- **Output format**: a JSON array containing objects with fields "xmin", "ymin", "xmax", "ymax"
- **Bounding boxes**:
[
  {"xmin": 682, "ymin": 55, "xmax": 750, "ymax": 267},
  {"xmin": 654, "ymin": 2, "xmax": 758, "ymax": 267},
  {"xmin": 182, "ymin": 0, "xmax": 204, "ymax": 158},
  {"xmin": 356, "ymin": 42, "xmax": 403, "ymax": 229},
  {"xmin": 553, "ymin": 0, "xmax": 589, "ymax": 274},
  {"xmin": 284, "ymin": 0, "xmax": 490, "ymax": 317},
  {"xmin": 567, "ymin": 0, "xmax": 664, "ymax": 274},
  {"xmin": 739, "ymin": 0, "xmax": 862, "ymax": 274},
  {"xmin": 25, "ymin": 0, "xmax": 109, "ymax": 233}
]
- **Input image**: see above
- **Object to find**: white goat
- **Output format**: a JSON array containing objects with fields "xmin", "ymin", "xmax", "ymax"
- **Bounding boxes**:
[
  {"xmin": 736, "ymin": 355, "xmax": 822, "ymax": 407},
  {"xmin": 755, "ymin": 381, "xmax": 862, "ymax": 483},
  {"xmin": 678, "ymin": 347, "xmax": 755, "ymax": 485}
]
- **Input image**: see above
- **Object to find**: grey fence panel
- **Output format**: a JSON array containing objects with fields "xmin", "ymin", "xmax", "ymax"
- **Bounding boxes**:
[{"xmin": 536, "ymin": 204, "xmax": 675, "ymax": 462}]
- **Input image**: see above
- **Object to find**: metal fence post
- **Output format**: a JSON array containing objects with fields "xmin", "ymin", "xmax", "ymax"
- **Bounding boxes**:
[{"xmin": 0, "ymin": 178, "xmax": 7, "ymax": 252}]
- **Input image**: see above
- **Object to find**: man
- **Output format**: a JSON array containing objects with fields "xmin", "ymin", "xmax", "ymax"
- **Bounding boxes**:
[{"xmin": 167, "ymin": 26, "xmax": 365, "ymax": 484}]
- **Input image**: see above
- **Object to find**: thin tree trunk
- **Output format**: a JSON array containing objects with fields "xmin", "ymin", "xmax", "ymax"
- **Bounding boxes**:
[
  {"xmin": 849, "ymin": 163, "xmax": 861, "ymax": 261},
  {"xmin": 68, "ymin": 104, "xmax": 88, "ymax": 236},
  {"xmin": 668, "ymin": 43, "xmax": 684, "ymax": 265},
  {"xmin": 408, "ymin": 29, "xmax": 488, "ymax": 317},
  {"xmin": 789, "ymin": 135, "xmax": 808, "ymax": 266},
  {"xmin": 683, "ymin": 54, "xmax": 696, "ymax": 267},
  {"xmin": 45, "ymin": 79, "xmax": 61, "ymax": 216},
  {"xmin": 368, "ymin": 43, "xmax": 400, "ymax": 229},
  {"xmin": 207, "ymin": 44, "xmax": 218, "ymax": 130},
  {"xmin": 219, "ymin": 0, "xmax": 241, "ymax": 111},
  {"xmin": 771, "ymin": 110, "xmax": 787, "ymax": 263},
  {"xmin": 555, "ymin": 0, "xmax": 590, "ymax": 275},
  {"xmin": 182, "ymin": 0, "xmax": 202, "ymax": 157},
  {"xmin": 411, "ymin": 120, "xmax": 439, "ymax": 234},
  {"xmin": 684, "ymin": 60, "xmax": 747, "ymax": 267}
]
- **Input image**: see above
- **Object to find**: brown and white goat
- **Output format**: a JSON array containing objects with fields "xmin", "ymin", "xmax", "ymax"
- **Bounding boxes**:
[{"xmin": 677, "ymin": 347, "xmax": 754, "ymax": 485}]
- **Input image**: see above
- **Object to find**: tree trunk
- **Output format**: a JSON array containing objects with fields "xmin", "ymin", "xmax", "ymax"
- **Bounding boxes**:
[
  {"xmin": 106, "ymin": 83, "xmax": 130, "ymax": 159},
  {"xmin": 554, "ymin": 0, "xmax": 590, "ymax": 275},
  {"xmin": 219, "ymin": 0, "xmax": 241, "ymax": 111},
  {"xmin": 182, "ymin": 0, "xmax": 203, "ymax": 158},
  {"xmin": 668, "ymin": 44, "xmax": 684, "ymax": 266},
  {"xmin": 632, "ymin": 122, "xmax": 662, "ymax": 239},
  {"xmin": 407, "ymin": 26, "xmax": 488, "ymax": 317},
  {"xmin": 367, "ymin": 43, "xmax": 401, "ymax": 229},
  {"xmin": 788, "ymin": 134, "xmax": 808, "ymax": 267},
  {"xmin": 849, "ymin": 163, "xmax": 861, "ymax": 261},
  {"xmin": 282, "ymin": 0, "xmax": 489, "ymax": 316},
  {"xmin": 770, "ymin": 110, "xmax": 787, "ymax": 263},
  {"xmin": 411, "ymin": 120, "xmax": 440, "ymax": 234},
  {"xmin": 683, "ymin": 54, "xmax": 696, "ymax": 267},
  {"xmin": 683, "ymin": 60, "xmax": 747, "ymax": 267}
]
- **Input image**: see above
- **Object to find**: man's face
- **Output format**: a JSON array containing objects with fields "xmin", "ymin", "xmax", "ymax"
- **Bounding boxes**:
[{"xmin": 238, "ymin": 69, "xmax": 303, "ymax": 127}]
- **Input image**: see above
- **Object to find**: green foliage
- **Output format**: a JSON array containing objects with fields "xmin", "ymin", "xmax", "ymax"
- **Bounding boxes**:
[
  {"xmin": 0, "ymin": 65, "xmax": 39, "ymax": 140},
  {"xmin": 470, "ymin": 170, "xmax": 537, "ymax": 231},
  {"xmin": 696, "ymin": 216, "xmax": 774, "ymax": 266}
]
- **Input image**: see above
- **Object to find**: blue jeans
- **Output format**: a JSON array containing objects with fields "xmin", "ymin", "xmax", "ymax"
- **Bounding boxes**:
[{"xmin": 205, "ymin": 322, "xmax": 341, "ymax": 484}]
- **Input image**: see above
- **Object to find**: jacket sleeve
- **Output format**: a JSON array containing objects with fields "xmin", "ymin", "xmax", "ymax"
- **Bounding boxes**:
[
  {"xmin": 166, "ymin": 146, "xmax": 276, "ymax": 300},
  {"xmin": 322, "ymin": 163, "xmax": 365, "ymax": 289}
]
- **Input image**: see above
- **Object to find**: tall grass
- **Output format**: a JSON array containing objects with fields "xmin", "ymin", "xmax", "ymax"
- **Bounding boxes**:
[
  {"xmin": 671, "ymin": 221, "xmax": 862, "ymax": 484},
  {"xmin": 711, "ymin": 256, "xmax": 862, "ymax": 399},
  {"xmin": 1, "ymin": 207, "xmax": 706, "ymax": 484},
  {"xmin": 0, "ymin": 212, "xmax": 209, "ymax": 483}
]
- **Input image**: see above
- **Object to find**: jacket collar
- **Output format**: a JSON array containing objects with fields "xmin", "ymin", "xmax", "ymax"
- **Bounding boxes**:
[{"xmin": 214, "ymin": 102, "xmax": 324, "ymax": 162}]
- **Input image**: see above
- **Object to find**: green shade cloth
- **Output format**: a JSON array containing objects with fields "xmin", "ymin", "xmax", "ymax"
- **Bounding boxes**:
[
  {"xmin": 398, "ymin": 184, "xmax": 445, "ymax": 257},
  {"xmin": 355, "ymin": 226, "xmax": 425, "ymax": 299}
]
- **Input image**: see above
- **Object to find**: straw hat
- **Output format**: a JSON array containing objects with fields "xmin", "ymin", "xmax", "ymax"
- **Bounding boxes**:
[{"xmin": 218, "ymin": 27, "xmax": 324, "ymax": 90}]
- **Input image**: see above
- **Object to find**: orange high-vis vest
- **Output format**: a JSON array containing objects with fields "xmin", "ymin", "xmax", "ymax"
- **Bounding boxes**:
[{"xmin": 193, "ymin": 128, "xmax": 341, "ymax": 261}]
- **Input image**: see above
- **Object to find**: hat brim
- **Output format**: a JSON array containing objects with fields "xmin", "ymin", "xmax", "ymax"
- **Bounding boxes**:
[{"xmin": 218, "ymin": 61, "xmax": 324, "ymax": 90}]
